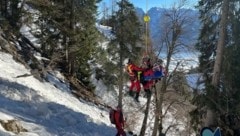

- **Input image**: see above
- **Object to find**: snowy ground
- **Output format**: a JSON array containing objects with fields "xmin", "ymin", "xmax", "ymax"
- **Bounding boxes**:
[
  {"xmin": 0, "ymin": 51, "xmax": 195, "ymax": 136},
  {"xmin": 0, "ymin": 22, "xmax": 199, "ymax": 136},
  {"xmin": 0, "ymin": 52, "xmax": 117, "ymax": 136}
]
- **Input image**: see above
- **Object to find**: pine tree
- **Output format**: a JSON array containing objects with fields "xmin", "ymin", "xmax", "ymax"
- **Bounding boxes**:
[
  {"xmin": 0, "ymin": 0, "xmax": 24, "ymax": 37},
  {"xmin": 28, "ymin": 0, "xmax": 100, "ymax": 87},
  {"xmin": 191, "ymin": 0, "xmax": 223, "ymax": 128},
  {"xmin": 221, "ymin": 1, "xmax": 240, "ymax": 134},
  {"xmin": 191, "ymin": 0, "xmax": 223, "ymax": 130},
  {"xmin": 113, "ymin": 0, "xmax": 143, "ymax": 61},
  {"xmin": 110, "ymin": 0, "xmax": 143, "ymax": 107},
  {"xmin": 191, "ymin": 0, "xmax": 240, "ymax": 134}
]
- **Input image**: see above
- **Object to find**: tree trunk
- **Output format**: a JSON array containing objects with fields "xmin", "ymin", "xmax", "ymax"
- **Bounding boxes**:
[
  {"xmin": 10, "ymin": 0, "xmax": 19, "ymax": 26},
  {"xmin": 205, "ymin": 0, "xmax": 229, "ymax": 127},
  {"xmin": 152, "ymin": 81, "xmax": 163, "ymax": 136},
  {"xmin": 139, "ymin": 92, "xmax": 152, "ymax": 136},
  {"xmin": 68, "ymin": 0, "xmax": 75, "ymax": 75},
  {"xmin": 211, "ymin": 0, "xmax": 229, "ymax": 87},
  {"xmin": 158, "ymin": 80, "xmax": 166, "ymax": 136},
  {"xmin": 152, "ymin": 45, "xmax": 172, "ymax": 136},
  {"xmin": 118, "ymin": 41, "xmax": 123, "ymax": 108},
  {"xmin": 3, "ymin": 0, "xmax": 8, "ymax": 17}
]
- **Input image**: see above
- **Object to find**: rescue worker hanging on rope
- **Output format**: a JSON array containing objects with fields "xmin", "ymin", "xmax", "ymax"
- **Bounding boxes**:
[
  {"xmin": 125, "ymin": 57, "xmax": 166, "ymax": 102},
  {"xmin": 126, "ymin": 59, "xmax": 144, "ymax": 102},
  {"xmin": 141, "ymin": 56, "xmax": 154, "ymax": 97}
]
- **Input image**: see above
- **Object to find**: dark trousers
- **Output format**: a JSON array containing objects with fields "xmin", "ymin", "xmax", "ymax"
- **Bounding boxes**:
[{"xmin": 115, "ymin": 125, "xmax": 126, "ymax": 136}]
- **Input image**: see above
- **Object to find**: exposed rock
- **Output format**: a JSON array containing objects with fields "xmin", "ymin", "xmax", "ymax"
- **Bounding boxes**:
[{"xmin": 0, "ymin": 120, "xmax": 28, "ymax": 134}]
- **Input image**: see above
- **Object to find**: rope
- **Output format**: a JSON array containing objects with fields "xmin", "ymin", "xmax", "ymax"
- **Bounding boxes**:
[
  {"xmin": 145, "ymin": 17, "xmax": 148, "ymax": 55},
  {"xmin": 143, "ymin": 0, "xmax": 150, "ymax": 57}
]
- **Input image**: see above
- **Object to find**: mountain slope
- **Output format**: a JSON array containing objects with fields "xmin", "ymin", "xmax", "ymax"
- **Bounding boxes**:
[
  {"xmin": 0, "ymin": 51, "xmax": 117, "ymax": 136},
  {"xmin": 134, "ymin": 7, "xmax": 200, "ymax": 51}
]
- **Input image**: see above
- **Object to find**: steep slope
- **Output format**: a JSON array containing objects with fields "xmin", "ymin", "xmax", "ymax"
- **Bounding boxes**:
[{"xmin": 0, "ymin": 51, "xmax": 117, "ymax": 135}]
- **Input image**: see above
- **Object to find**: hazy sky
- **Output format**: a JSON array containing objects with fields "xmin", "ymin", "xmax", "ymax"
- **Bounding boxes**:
[{"xmin": 100, "ymin": 0, "xmax": 199, "ymax": 12}]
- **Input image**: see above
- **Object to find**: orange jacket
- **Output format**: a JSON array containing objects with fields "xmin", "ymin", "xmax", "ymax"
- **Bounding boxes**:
[{"xmin": 126, "ymin": 64, "xmax": 143, "ymax": 77}]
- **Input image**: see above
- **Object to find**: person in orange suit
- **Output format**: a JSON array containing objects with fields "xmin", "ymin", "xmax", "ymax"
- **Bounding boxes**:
[{"xmin": 126, "ymin": 59, "xmax": 144, "ymax": 102}]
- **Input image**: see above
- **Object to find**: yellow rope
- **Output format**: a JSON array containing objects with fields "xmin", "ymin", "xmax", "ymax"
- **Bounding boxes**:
[
  {"xmin": 145, "ymin": 17, "xmax": 148, "ymax": 54},
  {"xmin": 143, "ymin": 0, "xmax": 150, "ymax": 56}
]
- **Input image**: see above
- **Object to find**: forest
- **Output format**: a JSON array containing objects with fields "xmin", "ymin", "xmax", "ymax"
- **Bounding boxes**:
[{"xmin": 0, "ymin": 0, "xmax": 240, "ymax": 135}]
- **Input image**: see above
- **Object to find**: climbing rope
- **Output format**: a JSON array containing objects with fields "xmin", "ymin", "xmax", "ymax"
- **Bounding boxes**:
[{"xmin": 143, "ymin": 0, "xmax": 150, "ymax": 58}]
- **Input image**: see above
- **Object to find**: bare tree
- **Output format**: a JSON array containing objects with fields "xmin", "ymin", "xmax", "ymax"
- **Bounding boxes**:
[
  {"xmin": 139, "ymin": 91, "xmax": 153, "ymax": 136},
  {"xmin": 150, "ymin": 1, "xmax": 196, "ymax": 135}
]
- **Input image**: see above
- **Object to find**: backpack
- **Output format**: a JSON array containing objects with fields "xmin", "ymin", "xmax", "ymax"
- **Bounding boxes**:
[
  {"xmin": 109, "ymin": 109, "xmax": 116, "ymax": 124},
  {"xmin": 109, "ymin": 109, "xmax": 124, "ymax": 124}
]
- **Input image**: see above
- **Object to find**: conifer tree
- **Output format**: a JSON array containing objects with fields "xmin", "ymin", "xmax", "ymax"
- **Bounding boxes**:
[
  {"xmin": 110, "ymin": 0, "xmax": 143, "ymax": 107},
  {"xmin": 190, "ymin": 1, "xmax": 222, "ymax": 130},
  {"xmin": 113, "ymin": 0, "xmax": 143, "ymax": 60},
  {"xmin": 28, "ymin": 0, "xmax": 100, "ymax": 87},
  {"xmin": 0, "ymin": 0, "xmax": 24, "ymax": 36},
  {"xmin": 220, "ymin": 1, "xmax": 240, "ymax": 134},
  {"xmin": 191, "ymin": 0, "xmax": 240, "ymax": 134},
  {"xmin": 191, "ymin": 0, "xmax": 221, "ymax": 116}
]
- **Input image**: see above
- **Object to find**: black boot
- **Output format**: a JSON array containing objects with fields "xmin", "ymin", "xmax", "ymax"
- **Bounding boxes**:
[
  {"xmin": 145, "ymin": 89, "xmax": 151, "ymax": 98},
  {"xmin": 129, "ymin": 90, "xmax": 134, "ymax": 97},
  {"xmin": 135, "ymin": 92, "xmax": 140, "ymax": 102}
]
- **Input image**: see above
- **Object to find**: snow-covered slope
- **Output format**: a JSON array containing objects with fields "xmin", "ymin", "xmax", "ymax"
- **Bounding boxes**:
[{"xmin": 0, "ymin": 52, "xmax": 117, "ymax": 136}]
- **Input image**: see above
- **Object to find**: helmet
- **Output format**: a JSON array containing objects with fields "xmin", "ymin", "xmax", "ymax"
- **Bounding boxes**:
[
  {"xmin": 157, "ymin": 59, "xmax": 163, "ymax": 64},
  {"xmin": 127, "ymin": 59, "xmax": 132, "ymax": 64}
]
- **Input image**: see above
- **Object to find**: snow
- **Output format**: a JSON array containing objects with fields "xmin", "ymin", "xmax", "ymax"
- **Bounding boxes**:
[
  {"xmin": 0, "ymin": 14, "xmax": 198, "ymax": 135},
  {"xmin": 20, "ymin": 25, "xmax": 41, "ymax": 48},
  {"xmin": 96, "ymin": 23, "xmax": 115, "ymax": 40},
  {"xmin": 0, "ymin": 52, "xmax": 118, "ymax": 136},
  {"xmin": 0, "ymin": 50, "xmax": 196, "ymax": 136}
]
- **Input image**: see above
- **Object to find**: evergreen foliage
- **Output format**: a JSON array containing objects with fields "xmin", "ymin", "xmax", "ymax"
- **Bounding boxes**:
[
  {"xmin": 96, "ymin": 0, "xmax": 144, "ymax": 91},
  {"xmin": 195, "ymin": 0, "xmax": 219, "ymax": 83},
  {"xmin": 111, "ymin": 0, "xmax": 143, "ymax": 61},
  {"xmin": 0, "ymin": 0, "xmax": 24, "ymax": 37},
  {"xmin": 26, "ymin": 0, "xmax": 100, "ymax": 88},
  {"xmin": 223, "ymin": 0, "xmax": 240, "ymax": 112},
  {"xmin": 192, "ymin": 0, "xmax": 223, "ymax": 114},
  {"xmin": 191, "ymin": 0, "xmax": 240, "ymax": 134}
]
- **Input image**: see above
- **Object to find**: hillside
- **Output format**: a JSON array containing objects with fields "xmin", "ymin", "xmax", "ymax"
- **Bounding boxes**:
[
  {"xmin": 0, "ymin": 2, "xmax": 198, "ymax": 135},
  {"xmin": 0, "ymin": 22, "xmax": 199, "ymax": 135},
  {"xmin": 0, "ymin": 50, "xmax": 118, "ymax": 135}
]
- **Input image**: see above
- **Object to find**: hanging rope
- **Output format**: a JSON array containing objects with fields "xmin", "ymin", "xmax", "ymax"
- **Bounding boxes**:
[{"xmin": 143, "ymin": 0, "xmax": 150, "ymax": 57}]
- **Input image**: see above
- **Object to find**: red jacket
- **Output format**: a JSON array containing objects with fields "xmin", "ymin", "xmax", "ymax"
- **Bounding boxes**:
[{"xmin": 143, "ymin": 68, "xmax": 154, "ymax": 77}]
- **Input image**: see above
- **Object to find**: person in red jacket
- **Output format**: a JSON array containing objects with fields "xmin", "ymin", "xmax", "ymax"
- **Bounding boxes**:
[
  {"xmin": 126, "ymin": 59, "xmax": 144, "ymax": 102},
  {"xmin": 142, "ymin": 68, "xmax": 154, "ymax": 97},
  {"xmin": 141, "ymin": 57, "xmax": 154, "ymax": 97},
  {"xmin": 114, "ymin": 106, "xmax": 126, "ymax": 136}
]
